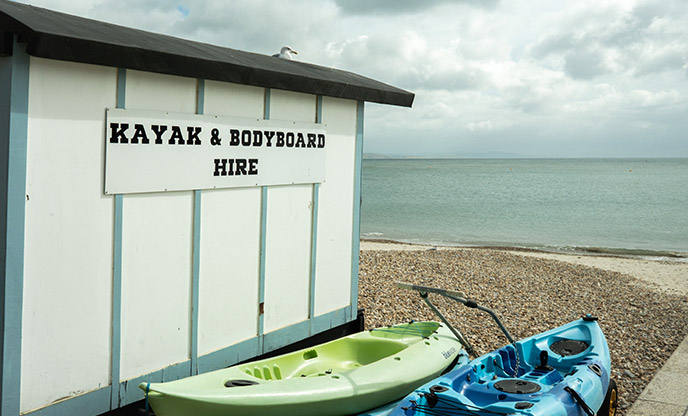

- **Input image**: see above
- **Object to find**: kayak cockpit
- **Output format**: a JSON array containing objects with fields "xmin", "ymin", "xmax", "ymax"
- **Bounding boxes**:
[{"xmin": 239, "ymin": 337, "xmax": 409, "ymax": 380}]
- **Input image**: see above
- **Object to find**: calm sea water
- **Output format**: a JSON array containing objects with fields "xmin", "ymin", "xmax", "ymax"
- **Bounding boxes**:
[{"xmin": 360, "ymin": 158, "xmax": 688, "ymax": 259}]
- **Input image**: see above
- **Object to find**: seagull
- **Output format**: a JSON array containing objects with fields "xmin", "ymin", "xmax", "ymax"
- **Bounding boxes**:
[{"xmin": 272, "ymin": 46, "xmax": 298, "ymax": 60}]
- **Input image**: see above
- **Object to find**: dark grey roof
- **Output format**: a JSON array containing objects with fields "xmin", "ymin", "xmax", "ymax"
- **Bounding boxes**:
[{"xmin": 0, "ymin": 0, "xmax": 414, "ymax": 107}]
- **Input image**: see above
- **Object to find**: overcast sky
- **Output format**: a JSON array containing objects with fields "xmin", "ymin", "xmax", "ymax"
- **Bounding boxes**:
[{"xmin": 16, "ymin": 0, "xmax": 688, "ymax": 157}]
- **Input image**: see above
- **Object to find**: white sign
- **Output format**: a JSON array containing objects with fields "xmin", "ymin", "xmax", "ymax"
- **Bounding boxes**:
[{"xmin": 104, "ymin": 109, "xmax": 326, "ymax": 194}]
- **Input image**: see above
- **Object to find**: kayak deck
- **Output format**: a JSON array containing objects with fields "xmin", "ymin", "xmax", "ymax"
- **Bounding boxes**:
[{"xmin": 389, "ymin": 318, "xmax": 611, "ymax": 416}]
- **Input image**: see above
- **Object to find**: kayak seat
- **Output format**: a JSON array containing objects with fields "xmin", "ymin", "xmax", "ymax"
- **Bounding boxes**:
[
  {"xmin": 241, "ymin": 338, "xmax": 409, "ymax": 380},
  {"xmin": 289, "ymin": 338, "xmax": 408, "ymax": 378}
]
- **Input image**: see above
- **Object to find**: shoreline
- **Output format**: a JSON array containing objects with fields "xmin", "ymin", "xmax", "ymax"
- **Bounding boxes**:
[
  {"xmin": 360, "ymin": 239, "xmax": 688, "ymax": 296},
  {"xmin": 360, "ymin": 237, "xmax": 688, "ymax": 260}
]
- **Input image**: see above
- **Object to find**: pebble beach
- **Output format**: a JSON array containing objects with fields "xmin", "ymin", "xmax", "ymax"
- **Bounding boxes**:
[{"xmin": 358, "ymin": 241, "xmax": 688, "ymax": 414}]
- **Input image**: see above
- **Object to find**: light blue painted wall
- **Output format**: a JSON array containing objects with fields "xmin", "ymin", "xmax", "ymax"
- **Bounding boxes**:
[
  {"xmin": 350, "ymin": 101, "xmax": 365, "ymax": 321},
  {"xmin": 257, "ymin": 88, "xmax": 271, "ymax": 353},
  {"xmin": 109, "ymin": 68, "xmax": 126, "ymax": 410},
  {"xmin": 308, "ymin": 96, "xmax": 323, "ymax": 328},
  {"xmin": 190, "ymin": 79, "xmax": 205, "ymax": 376},
  {"xmin": 0, "ymin": 36, "xmax": 30, "ymax": 416}
]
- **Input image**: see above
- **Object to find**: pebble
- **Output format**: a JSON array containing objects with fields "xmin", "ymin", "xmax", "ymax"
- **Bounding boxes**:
[{"xmin": 358, "ymin": 249, "xmax": 688, "ymax": 416}]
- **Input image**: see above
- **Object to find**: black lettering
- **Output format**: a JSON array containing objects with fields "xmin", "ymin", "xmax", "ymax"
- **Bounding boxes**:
[
  {"xmin": 186, "ymin": 126, "xmax": 202, "ymax": 145},
  {"xmin": 229, "ymin": 129, "xmax": 240, "ymax": 146},
  {"xmin": 109, "ymin": 123, "xmax": 129, "ymax": 143},
  {"xmin": 210, "ymin": 128, "xmax": 221, "ymax": 146},
  {"xmin": 276, "ymin": 132, "xmax": 285, "ymax": 147},
  {"xmin": 248, "ymin": 159, "xmax": 258, "ymax": 175},
  {"xmin": 241, "ymin": 130, "xmax": 251, "ymax": 146},
  {"xmin": 214, "ymin": 159, "xmax": 259, "ymax": 177},
  {"xmin": 264, "ymin": 131, "xmax": 275, "ymax": 147},
  {"xmin": 317, "ymin": 134, "xmax": 325, "ymax": 148},
  {"xmin": 253, "ymin": 131, "xmax": 263, "ymax": 146},
  {"xmin": 169, "ymin": 126, "xmax": 184, "ymax": 145},
  {"xmin": 213, "ymin": 159, "xmax": 227, "ymax": 176},
  {"xmin": 131, "ymin": 124, "xmax": 149, "ymax": 144},
  {"xmin": 295, "ymin": 133, "xmax": 306, "ymax": 148},
  {"xmin": 152, "ymin": 125, "xmax": 167, "ymax": 144},
  {"xmin": 235, "ymin": 159, "xmax": 248, "ymax": 175},
  {"xmin": 286, "ymin": 132, "xmax": 295, "ymax": 148},
  {"xmin": 307, "ymin": 133, "xmax": 317, "ymax": 148}
]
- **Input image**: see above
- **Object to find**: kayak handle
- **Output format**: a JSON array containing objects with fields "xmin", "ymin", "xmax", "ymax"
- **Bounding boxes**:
[
  {"xmin": 446, "ymin": 294, "xmax": 515, "ymax": 346},
  {"xmin": 396, "ymin": 282, "xmax": 515, "ymax": 345},
  {"xmin": 397, "ymin": 282, "xmax": 466, "ymax": 299},
  {"xmin": 397, "ymin": 282, "xmax": 476, "ymax": 355},
  {"xmin": 397, "ymin": 282, "xmax": 523, "ymax": 369}
]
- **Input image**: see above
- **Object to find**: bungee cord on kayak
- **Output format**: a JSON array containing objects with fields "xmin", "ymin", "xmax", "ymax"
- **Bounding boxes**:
[{"xmin": 402, "ymin": 396, "xmax": 513, "ymax": 416}]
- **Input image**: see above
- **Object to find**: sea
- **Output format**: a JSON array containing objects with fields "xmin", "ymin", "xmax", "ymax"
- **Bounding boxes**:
[{"xmin": 360, "ymin": 158, "xmax": 688, "ymax": 261}]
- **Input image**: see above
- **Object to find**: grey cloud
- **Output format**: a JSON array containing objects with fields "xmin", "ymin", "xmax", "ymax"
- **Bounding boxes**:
[
  {"xmin": 529, "ymin": 34, "xmax": 575, "ymax": 59},
  {"xmin": 634, "ymin": 47, "xmax": 687, "ymax": 77},
  {"xmin": 563, "ymin": 47, "xmax": 609, "ymax": 80},
  {"xmin": 528, "ymin": 0, "xmax": 688, "ymax": 80},
  {"xmin": 631, "ymin": 0, "xmax": 677, "ymax": 27},
  {"xmin": 324, "ymin": 33, "xmax": 488, "ymax": 93},
  {"xmin": 502, "ymin": 87, "xmax": 548, "ymax": 113},
  {"xmin": 531, "ymin": 1, "xmax": 671, "ymax": 56},
  {"xmin": 333, "ymin": 0, "xmax": 499, "ymax": 16},
  {"xmin": 398, "ymin": 66, "xmax": 487, "ymax": 92},
  {"xmin": 87, "ymin": 0, "xmax": 185, "ymax": 33},
  {"xmin": 65, "ymin": 0, "xmax": 339, "ymax": 59}
]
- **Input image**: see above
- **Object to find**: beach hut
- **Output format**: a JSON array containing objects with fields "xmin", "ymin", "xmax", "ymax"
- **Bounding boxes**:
[{"xmin": 0, "ymin": 2, "xmax": 414, "ymax": 415}]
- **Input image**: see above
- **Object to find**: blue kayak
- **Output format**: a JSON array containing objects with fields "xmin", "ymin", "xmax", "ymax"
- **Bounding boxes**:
[
  {"xmin": 357, "ymin": 355, "xmax": 471, "ymax": 416},
  {"xmin": 386, "ymin": 316, "xmax": 616, "ymax": 416}
]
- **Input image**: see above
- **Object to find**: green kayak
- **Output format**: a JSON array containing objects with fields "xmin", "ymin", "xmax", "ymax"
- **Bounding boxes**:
[{"xmin": 139, "ymin": 321, "xmax": 464, "ymax": 416}]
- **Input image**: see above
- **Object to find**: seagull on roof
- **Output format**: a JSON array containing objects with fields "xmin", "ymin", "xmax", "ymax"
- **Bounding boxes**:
[{"xmin": 272, "ymin": 46, "xmax": 298, "ymax": 60}]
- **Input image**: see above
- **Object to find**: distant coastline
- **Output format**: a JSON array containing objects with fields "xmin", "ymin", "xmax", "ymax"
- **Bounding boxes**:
[
  {"xmin": 363, "ymin": 152, "xmax": 538, "ymax": 159},
  {"xmin": 360, "ymin": 237, "xmax": 688, "ymax": 262},
  {"xmin": 363, "ymin": 153, "xmax": 688, "ymax": 160}
]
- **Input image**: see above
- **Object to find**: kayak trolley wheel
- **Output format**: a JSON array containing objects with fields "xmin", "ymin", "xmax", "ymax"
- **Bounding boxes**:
[
  {"xmin": 224, "ymin": 379, "xmax": 259, "ymax": 388},
  {"xmin": 598, "ymin": 378, "xmax": 618, "ymax": 416},
  {"xmin": 494, "ymin": 379, "xmax": 541, "ymax": 394},
  {"xmin": 550, "ymin": 339, "xmax": 589, "ymax": 356}
]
